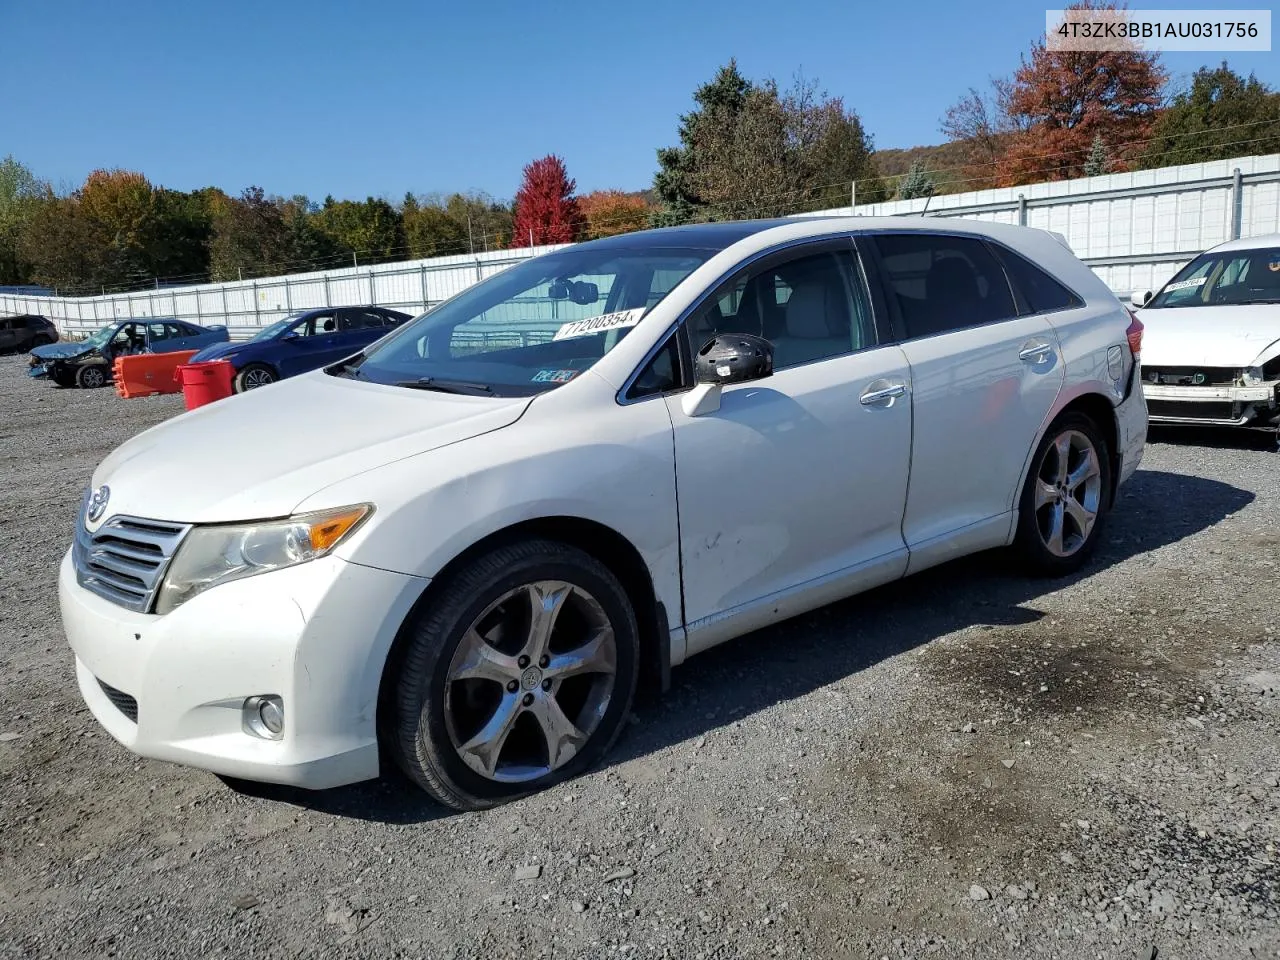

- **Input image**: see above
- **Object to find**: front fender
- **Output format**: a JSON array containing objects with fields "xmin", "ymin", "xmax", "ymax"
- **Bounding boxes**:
[
  {"xmin": 297, "ymin": 390, "xmax": 682, "ymax": 640},
  {"xmin": 1250, "ymin": 338, "xmax": 1280, "ymax": 369}
]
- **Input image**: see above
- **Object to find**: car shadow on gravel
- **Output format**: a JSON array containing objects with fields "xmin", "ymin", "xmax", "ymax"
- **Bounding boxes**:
[
  {"xmin": 608, "ymin": 468, "xmax": 1254, "ymax": 765},
  {"xmin": 1148, "ymin": 424, "xmax": 1278, "ymax": 451},
  {"xmin": 232, "ymin": 468, "xmax": 1252, "ymax": 822}
]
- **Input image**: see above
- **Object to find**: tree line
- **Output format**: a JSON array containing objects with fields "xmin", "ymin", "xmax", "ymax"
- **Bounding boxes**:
[{"xmin": 2, "ymin": 0, "xmax": 1278, "ymax": 295}]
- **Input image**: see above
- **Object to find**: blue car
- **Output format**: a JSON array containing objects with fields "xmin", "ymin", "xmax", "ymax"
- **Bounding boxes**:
[
  {"xmin": 190, "ymin": 306, "xmax": 412, "ymax": 392},
  {"xmin": 28, "ymin": 318, "xmax": 228, "ymax": 388}
]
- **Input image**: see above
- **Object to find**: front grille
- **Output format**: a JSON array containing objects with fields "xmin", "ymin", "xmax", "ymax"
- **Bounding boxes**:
[
  {"xmin": 1144, "ymin": 366, "xmax": 1238, "ymax": 386},
  {"xmin": 1147, "ymin": 399, "xmax": 1239, "ymax": 422},
  {"xmin": 73, "ymin": 509, "xmax": 189, "ymax": 613},
  {"xmin": 97, "ymin": 679, "xmax": 138, "ymax": 722}
]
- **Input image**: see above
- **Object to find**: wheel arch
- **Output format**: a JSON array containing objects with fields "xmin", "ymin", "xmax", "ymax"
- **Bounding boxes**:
[
  {"xmin": 235, "ymin": 359, "xmax": 279, "ymax": 386},
  {"xmin": 1021, "ymin": 391, "xmax": 1121, "ymax": 514},
  {"xmin": 374, "ymin": 515, "xmax": 666, "ymax": 750}
]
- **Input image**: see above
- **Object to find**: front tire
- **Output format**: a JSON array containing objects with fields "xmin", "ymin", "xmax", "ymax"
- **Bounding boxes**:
[
  {"xmin": 388, "ymin": 540, "xmax": 639, "ymax": 811},
  {"xmin": 235, "ymin": 363, "xmax": 276, "ymax": 392},
  {"xmin": 1014, "ymin": 412, "xmax": 1112, "ymax": 576},
  {"xmin": 75, "ymin": 364, "xmax": 109, "ymax": 389}
]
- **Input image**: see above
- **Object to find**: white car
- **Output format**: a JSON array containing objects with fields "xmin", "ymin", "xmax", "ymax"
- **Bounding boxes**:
[
  {"xmin": 60, "ymin": 216, "xmax": 1147, "ymax": 810},
  {"xmin": 1133, "ymin": 234, "xmax": 1280, "ymax": 428}
]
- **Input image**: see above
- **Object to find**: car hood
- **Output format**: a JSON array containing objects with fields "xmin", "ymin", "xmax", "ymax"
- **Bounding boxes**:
[
  {"xmin": 189, "ymin": 341, "xmax": 246, "ymax": 363},
  {"xmin": 1138, "ymin": 304, "xmax": 1280, "ymax": 367},
  {"xmin": 31, "ymin": 341, "xmax": 92, "ymax": 361},
  {"xmin": 90, "ymin": 372, "xmax": 533, "ymax": 524}
]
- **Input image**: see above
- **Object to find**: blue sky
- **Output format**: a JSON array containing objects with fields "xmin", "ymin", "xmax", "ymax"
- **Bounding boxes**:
[{"xmin": 4, "ymin": 0, "xmax": 1277, "ymax": 201}]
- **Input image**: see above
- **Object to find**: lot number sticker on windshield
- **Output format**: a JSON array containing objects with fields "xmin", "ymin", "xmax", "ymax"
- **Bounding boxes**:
[
  {"xmin": 1164, "ymin": 276, "xmax": 1208, "ymax": 292},
  {"xmin": 553, "ymin": 308, "xmax": 644, "ymax": 342}
]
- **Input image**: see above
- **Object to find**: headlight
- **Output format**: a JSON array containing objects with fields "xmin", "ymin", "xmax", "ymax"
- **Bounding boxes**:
[
  {"xmin": 1241, "ymin": 366, "xmax": 1265, "ymax": 385},
  {"xmin": 154, "ymin": 504, "xmax": 372, "ymax": 615}
]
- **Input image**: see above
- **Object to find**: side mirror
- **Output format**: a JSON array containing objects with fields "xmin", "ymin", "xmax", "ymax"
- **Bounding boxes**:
[
  {"xmin": 695, "ymin": 333, "xmax": 774, "ymax": 385},
  {"xmin": 683, "ymin": 334, "xmax": 774, "ymax": 417},
  {"xmin": 1130, "ymin": 290, "xmax": 1153, "ymax": 308}
]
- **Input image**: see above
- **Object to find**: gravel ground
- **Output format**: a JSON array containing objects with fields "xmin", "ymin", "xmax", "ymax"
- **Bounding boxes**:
[{"xmin": 1, "ymin": 352, "xmax": 1278, "ymax": 960}]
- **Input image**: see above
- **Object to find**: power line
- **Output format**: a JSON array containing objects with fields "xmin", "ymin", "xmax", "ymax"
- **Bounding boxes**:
[{"xmin": 16, "ymin": 119, "xmax": 1280, "ymax": 297}]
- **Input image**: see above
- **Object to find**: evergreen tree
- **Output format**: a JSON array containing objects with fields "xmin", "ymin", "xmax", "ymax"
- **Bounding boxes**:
[
  {"xmin": 1082, "ymin": 135, "xmax": 1110, "ymax": 176},
  {"xmin": 897, "ymin": 159, "xmax": 937, "ymax": 200}
]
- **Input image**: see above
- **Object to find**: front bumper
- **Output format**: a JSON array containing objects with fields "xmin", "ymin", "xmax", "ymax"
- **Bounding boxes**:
[
  {"xmin": 1142, "ymin": 381, "xmax": 1280, "ymax": 426},
  {"xmin": 60, "ymin": 549, "xmax": 426, "ymax": 789}
]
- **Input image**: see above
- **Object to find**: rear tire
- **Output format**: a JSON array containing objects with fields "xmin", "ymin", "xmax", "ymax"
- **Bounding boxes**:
[
  {"xmin": 1013, "ymin": 411, "xmax": 1112, "ymax": 576},
  {"xmin": 75, "ymin": 364, "xmax": 109, "ymax": 389},
  {"xmin": 387, "ymin": 539, "xmax": 639, "ymax": 811},
  {"xmin": 235, "ymin": 363, "xmax": 276, "ymax": 392}
]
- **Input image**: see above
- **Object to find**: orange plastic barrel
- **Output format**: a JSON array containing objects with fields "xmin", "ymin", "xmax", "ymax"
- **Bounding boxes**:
[{"xmin": 176, "ymin": 360, "xmax": 235, "ymax": 411}]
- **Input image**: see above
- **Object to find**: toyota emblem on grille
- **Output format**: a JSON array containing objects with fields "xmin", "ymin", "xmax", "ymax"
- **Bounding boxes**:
[{"xmin": 86, "ymin": 485, "xmax": 110, "ymax": 524}]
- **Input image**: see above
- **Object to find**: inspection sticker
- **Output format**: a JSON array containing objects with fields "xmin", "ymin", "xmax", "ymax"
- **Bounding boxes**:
[
  {"xmin": 531, "ymin": 368, "xmax": 579, "ymax": 383},
  {"xmin": 552, "ymin": 308, "xmax": 644, "ymax": 341}
]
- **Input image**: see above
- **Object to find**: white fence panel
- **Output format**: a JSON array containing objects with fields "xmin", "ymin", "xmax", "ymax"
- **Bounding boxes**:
[{"xmin": 4, "ymin": 156, "xmax": 1280, "ymax": 339}]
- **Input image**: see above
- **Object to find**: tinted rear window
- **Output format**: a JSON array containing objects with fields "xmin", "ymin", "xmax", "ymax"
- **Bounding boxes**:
[
  {"xmin": 873, "ymin": 233, "xmax": 1017, "ymax": 338},
  {"xmin": 993, "ymin": 246, "xmax": 1083, "ymax": 314}
]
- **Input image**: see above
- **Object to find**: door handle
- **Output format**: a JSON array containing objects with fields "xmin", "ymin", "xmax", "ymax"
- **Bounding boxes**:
[
  {"xmin": 859, "ymin": 382, "xmax": 907, "ymax": 406},
  {"xmin": 1019, "ymin": 341, "xmax": 1054, "ymax": 363}
]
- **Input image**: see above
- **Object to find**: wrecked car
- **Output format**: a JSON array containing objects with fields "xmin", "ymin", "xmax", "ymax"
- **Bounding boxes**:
[
  {"xmin": 1134, "ymin": 235, "xmax": 1280, "ymax": 429},
  {"xmin": 28, "ymin": 318, "xmax": 228, "ymax": 388}
]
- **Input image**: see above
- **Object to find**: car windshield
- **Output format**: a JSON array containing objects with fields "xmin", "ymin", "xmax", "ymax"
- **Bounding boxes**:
[
  {"xmin": 347, "ymin": 246, "xmax": 714, "ymax": 396},
  {"xmin": 81, "ymin": 325, "xmax": 116, "ymax": 348},
  {"xmin": 250, "ymin": 318, "xmax": 298, "ymax": 342},
  {"xmin": 1148, "ymin": 247, "xmax": 1280, "ymax": 308}
]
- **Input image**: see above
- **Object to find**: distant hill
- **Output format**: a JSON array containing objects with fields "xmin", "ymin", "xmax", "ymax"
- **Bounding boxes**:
[{"xmin": 872, "ymin": 141, "xmax": 985, "ymax": 197}]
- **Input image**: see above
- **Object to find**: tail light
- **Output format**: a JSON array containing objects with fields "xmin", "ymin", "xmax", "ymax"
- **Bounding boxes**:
[{"xmin": 1125, "ymin": 310, "xmax": 1144, "ymax": 357}]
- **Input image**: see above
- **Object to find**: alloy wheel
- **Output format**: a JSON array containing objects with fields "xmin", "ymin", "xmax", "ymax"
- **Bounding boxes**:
[
  {"xmin": 242, "ymin": 368, "xmax": 274, "ymax": 389},
  {"xmin": 80, "ymin": 367, "xmax": 106, "ymax": 388},
  {"xmin": 443, "ymin": 580, "xmax": 617, "ymax": 783},
  {"xmin": 1033, "ymin": 429, "xmax": 1103, "ymax": 557}
]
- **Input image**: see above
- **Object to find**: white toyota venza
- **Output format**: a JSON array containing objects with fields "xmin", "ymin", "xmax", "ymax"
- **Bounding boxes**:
[{"xmin": 61, "ymin": 217, "xmax": 1148, "ymax": 810}]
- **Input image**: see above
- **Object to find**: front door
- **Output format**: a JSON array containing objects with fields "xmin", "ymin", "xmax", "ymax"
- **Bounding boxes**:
[
  {"xmin": 868, "ymin": 232, "xmax": 1064, "ymax": 571},
  {"xmin": 276, "ymin": 312, "xmax": 339, "ymax": 377},
  {"xmin": 662, "ymin": 240, "xmax": 913, "ymax": 654}
]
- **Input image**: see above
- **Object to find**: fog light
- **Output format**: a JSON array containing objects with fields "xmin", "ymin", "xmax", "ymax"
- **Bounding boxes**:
[{"xmin": 243, "ymin": 695, "xmax": 284, "ymax": 740}]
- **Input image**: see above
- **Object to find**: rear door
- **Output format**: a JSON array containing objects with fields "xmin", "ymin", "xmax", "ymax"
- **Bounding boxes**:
[
  {"xmin": 145, "ymin": 322, "xmax": 172, "ymax": 353},
  {"xmin": 0, "ymin": 318, "xmax": 17, "ymax": 352},
  {"xmin": 867, "ymin": 231, "xmax": 1064, "ymax": 572},
  {"xmin": 342, "ymin": 309, "xmax": 397, "ymax": 352},
  {"xmin": 165, "ymin": 322, "xmax": 203, "ymax": 351}
]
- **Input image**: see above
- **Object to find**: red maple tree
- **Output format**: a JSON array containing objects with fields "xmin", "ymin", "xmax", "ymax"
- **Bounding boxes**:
[
  {"xmin": 995, "ymin": 2, "xmax": 1166, "ymax": 185},
  {"xmin": 510, "ymin": 155, "xmax": 583, "ymax": 247}
]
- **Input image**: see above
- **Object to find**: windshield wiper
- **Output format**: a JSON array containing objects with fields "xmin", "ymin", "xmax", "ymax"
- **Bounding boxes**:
[
  {"xmin": 395, "ymin": 376, "xmax": 494, "ymax": 395},
  {"xmin": 330, "ymin": 352, "xmax": 367, "ymax": 379}
]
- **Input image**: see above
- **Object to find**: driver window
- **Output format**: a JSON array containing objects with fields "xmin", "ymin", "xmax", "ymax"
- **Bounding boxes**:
[
  {"xmin": 113, "ymin": 324, "xmax": 142, "ymax": 348},
  {"xmin": 684, "ymin": 248, "xmax": 873, "ymax": 370}
]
